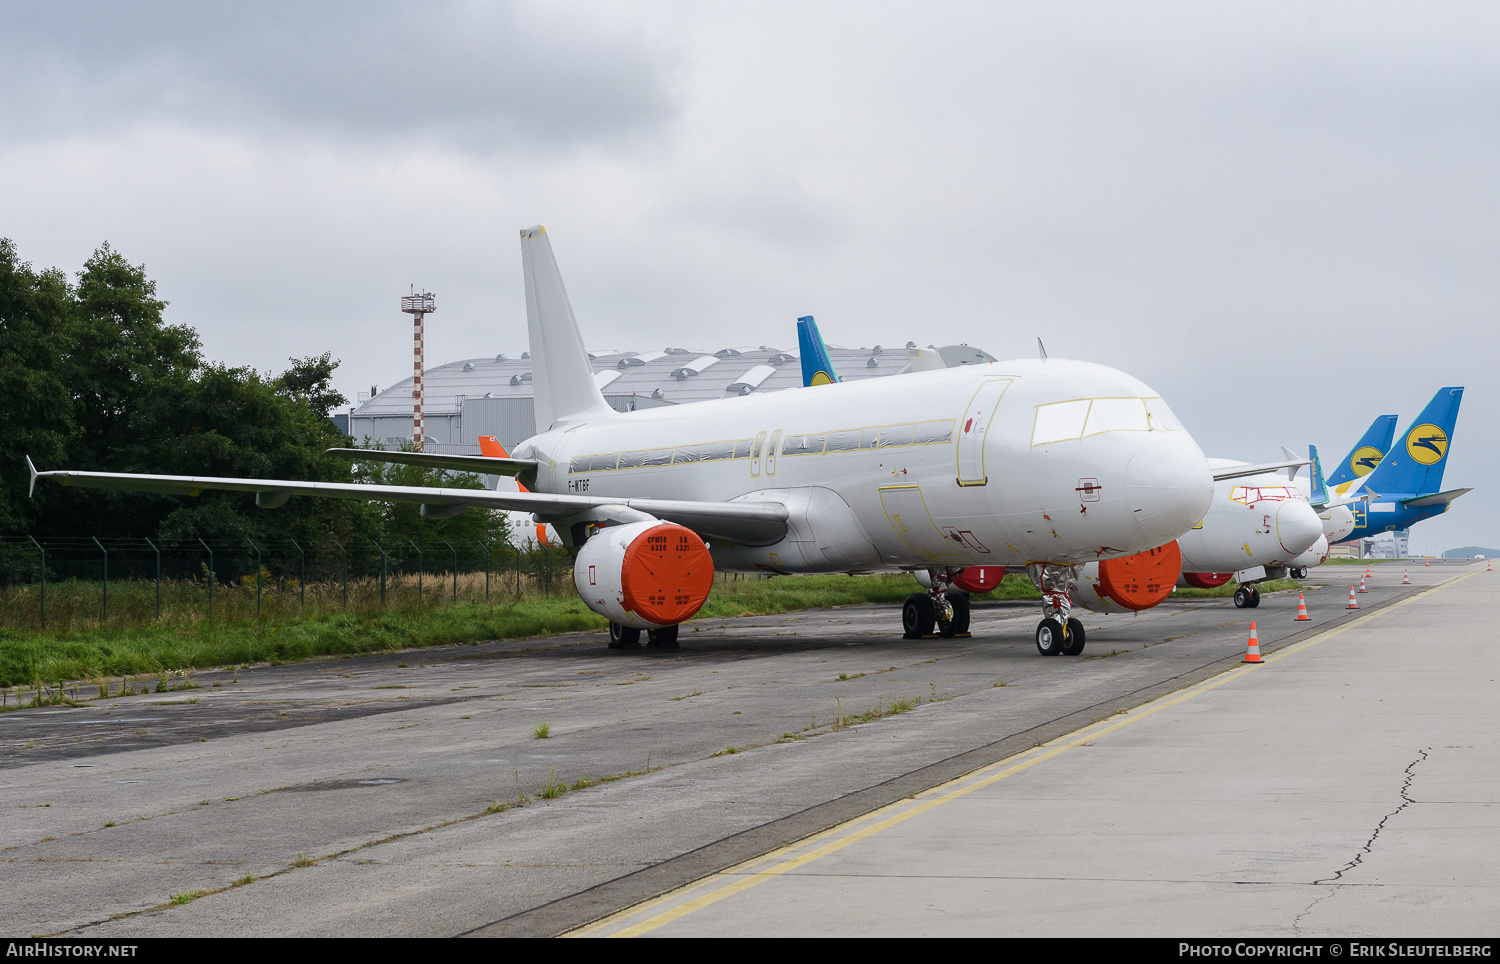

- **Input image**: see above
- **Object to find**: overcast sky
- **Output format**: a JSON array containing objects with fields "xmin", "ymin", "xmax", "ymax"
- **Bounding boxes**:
[{"xmin": 3, "ymin": 1, "xmax": 1495, "ymax": 553}]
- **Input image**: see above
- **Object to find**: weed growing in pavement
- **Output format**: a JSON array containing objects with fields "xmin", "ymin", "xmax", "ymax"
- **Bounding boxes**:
[
  {"xmin": 532, "ymin": 721, "xmax": 551, "ymax": 739},
  {"xmin": 539, "ymin": 768, "xmax": 564, "ymax": 799},
  {"xmin": 668, "ymin": 691, "xmax": 702, "ymax": 701},
  {"xmin": 233, "ymin": 875, "xmax": 255, "ymax": 887},
  {"xmin": 169, "ymin": 890, "xmax": 208, "ymax": 905},
  {"xmin": 293, "ymin": 853, "xmax": 316, "ymax": 868},
  {"xmin": 711, "ymin": 747, "xmax": 739, "ymax": 757}
]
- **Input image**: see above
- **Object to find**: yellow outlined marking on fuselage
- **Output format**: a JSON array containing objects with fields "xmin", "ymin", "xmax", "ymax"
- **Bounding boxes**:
[{"xmin": 568, "ymin": 567, "xmax": 1482, "ymax": 939}]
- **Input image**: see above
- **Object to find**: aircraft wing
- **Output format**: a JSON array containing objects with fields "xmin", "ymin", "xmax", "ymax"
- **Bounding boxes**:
[
  {"xmin": 324, "ymin": 448, "xmax": 538, "ymax": 481},
  {"xmin": 27, "ymin": 459, "xmax": 789, "ymax": 546},
  {"xmin": 1399, "ymin": 487, "xmax": 1473, "ymax": 508},
  {"xmin": 1210, "ymin": 459, "xmax": 1310, "ymax": 482}
]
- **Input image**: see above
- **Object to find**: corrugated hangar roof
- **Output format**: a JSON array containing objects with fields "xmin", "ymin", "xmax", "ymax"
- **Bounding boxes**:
[{"xmin": 353, "ymin": 342, "xmax": 997, "ymax": 419}]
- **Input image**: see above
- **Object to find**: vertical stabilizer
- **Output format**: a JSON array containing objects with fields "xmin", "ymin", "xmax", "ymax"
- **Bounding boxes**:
[
  {"xmin": 797, "ymin": 316, "xmax": 840, "ymax": 386},
  {"xmin": 1328, "ymin": 414, "xmax": 1399, "ymax": 494},
  {"xmin": 1308, "ymin": 445, "xmax": 1329, "ymax": 506},
  {"xmin": 1358, "ymin": 388, "xmax": 1463, "ymax": 497},
  {"xmin": 520, "ymin": 226, "xmax": 612, "ymax": 433}
]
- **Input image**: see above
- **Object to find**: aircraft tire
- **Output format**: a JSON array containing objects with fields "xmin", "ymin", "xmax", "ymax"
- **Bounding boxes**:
[
  {"xmin": 646, "ymin": 624, "xmax": 680, "ymax": 649},
  {"xmin": 1061, "ymin": 617, "xmax": 1086, "ymax": 656},
  {"xmin": 1035, "ymin": 617, "xmax": 1065, "ymax": 656},
  {"xmin": 1249, "ymin": 588, "xmax": 1261, "ymax": 608},
  {"xmin": 609, "ymin": 623, "xmax": 641, "ymax": 649},
  {"xmin": 937, "ymin": 594, "xmax": 971, "ymax": 637},
  {"xmin": 902, "ymin": 593, "xmax": 937, "ymax": 639},
  {"xmin": 1233, "ymin": 587, "xmax": 1252, "ymax": 609},
  {"xmin": 1292, "ymin": 567, "xmax": 1308, "ymax": 580}
]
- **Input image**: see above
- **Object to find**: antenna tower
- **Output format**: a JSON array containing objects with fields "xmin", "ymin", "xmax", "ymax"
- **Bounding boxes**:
[{"xmin": 400, "ymin": 287, "xmax": 436, "ymax": 452}]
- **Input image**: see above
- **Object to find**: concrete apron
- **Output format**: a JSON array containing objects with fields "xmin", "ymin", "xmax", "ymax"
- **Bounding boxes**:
[{"xmin": 576, "ymin": 567, "xmax": 1500, "ymax": 938}]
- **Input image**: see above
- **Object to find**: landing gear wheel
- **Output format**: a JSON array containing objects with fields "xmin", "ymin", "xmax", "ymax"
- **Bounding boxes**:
[
  {"xmin": 1292, "ymin": 567, "xmax": 1308, "ymax": 580},
  {"xmin": 1035, "ymin": 617, "xmax": 1065, "ymax": 656},
  {"xmin": 608, "ymin": 622, "xmax": 641, "ymax": 649},
  {"xmin": 1249, "ymin": 588, "xmax": 1261, "ymax": 608},
  {"xmin": 902, "ymin": 593, "xmax": 937, "ymax": 639},
  {"xmin": 1233, "ymin": 586, "xmax": 1252, "ymax": 609},
  {"xmin": 1061, "ymin": 617, "xmax": 1086, "ymax": 656},
  {"xmin": 937, "ymin": 594, "xmax": 971, "ymax": 637},
  {"xmin": 646, "ymin": 624, "xmax": 680, "ymax": 650}
]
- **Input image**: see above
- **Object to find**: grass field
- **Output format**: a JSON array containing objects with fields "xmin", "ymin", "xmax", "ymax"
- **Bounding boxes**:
[
  {"xmin": 0, "ymin": 566, "xmax": 1316, "ymax": 694},
  {"xmin": 0, "ymin": 572, "xmax": 1046, "ymax": 690}
]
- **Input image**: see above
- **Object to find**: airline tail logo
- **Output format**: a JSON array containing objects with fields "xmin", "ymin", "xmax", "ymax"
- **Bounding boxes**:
[
  {"xmin": 1350, "ymin": 446, "xmax": 1384, "ymax": 477},
  {"xmin": 808, "ymin": 370, "xmax": 835, "ymax": 386},
  {"xmin": 1405, "ymin": 424, "xmax": 1448, "ymax": 465}
]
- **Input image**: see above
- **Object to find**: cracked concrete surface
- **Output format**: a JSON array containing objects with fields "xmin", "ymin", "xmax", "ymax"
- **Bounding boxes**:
[{"xmin": 580, "ymin": 564, "xmax": 1499, "ymax": 937}]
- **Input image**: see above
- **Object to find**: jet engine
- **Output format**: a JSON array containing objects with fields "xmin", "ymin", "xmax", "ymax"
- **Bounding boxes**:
[
  {"xmin": 573, "ymin": 520, "xmax": 715, "ymax": 629},
  {"xmin": 1071, "ymin": 541, "xmax": 1182, "ymax": 612}
]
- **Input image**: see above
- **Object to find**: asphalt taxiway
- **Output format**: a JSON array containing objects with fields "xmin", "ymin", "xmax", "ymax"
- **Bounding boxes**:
[{"xmin": 0, "ymin": 562, "xmax": 1480, "ymax": 937}]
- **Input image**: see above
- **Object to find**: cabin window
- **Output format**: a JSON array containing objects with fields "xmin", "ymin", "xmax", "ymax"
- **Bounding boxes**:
[{"xmin": 782, "ymin": 434, "xmax": 826, "ymax": 456}]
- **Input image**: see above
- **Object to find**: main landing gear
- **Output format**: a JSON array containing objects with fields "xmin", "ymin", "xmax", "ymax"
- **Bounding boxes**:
[
  {"xmin": 1032, "ymin": 564, "xmax": 1085, "ymax": 657},
  {"xmin": 608, "ymin": 622, "xmax": 679, "ymax": 650},
  {"xmin": 904, "ymin": 570, "xmax": 971, "ymax": 639},
  {"xmin": 1233, "ymin": 586, "xmax": 1261, "ymax": 609}
]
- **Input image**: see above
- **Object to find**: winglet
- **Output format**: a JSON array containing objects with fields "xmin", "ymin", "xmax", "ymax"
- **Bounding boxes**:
[
  {"xmin": 26, "ymin": 456, "xmax": 38, "ymax": 498},
  {"xmin": 1279, "ymin": 445, "xmax": 1303, "ymax": 481},
  {"xmin": 1308, "ymin": 445, "xmax": 1329, "ymax": 506},
  {"xmin": 1037, "ymin": 338, "xmax": 1048, "ymax": 360}
]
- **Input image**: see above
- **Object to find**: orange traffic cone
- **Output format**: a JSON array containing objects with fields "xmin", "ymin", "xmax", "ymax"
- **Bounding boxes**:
[
  {"xmin": 1488, "ymin": 560, "xmax": 1493, "ymax": 572},
  {"xmin": 1243, "ymin": 621, "xmax": 1263, "ymax": 663},
  {"xmin": 1295, "ymin": 593, "xmax": 1310, "ymax": 621},
  {"xmin": 1357, "ymin": 575, "xmax": 1368, "ymax": 593},
  {"xmin": 1426, "ymin": 559, "xmax": 1431, "ymax": 567},
  {"xmin": 1347, "ymin": 586, "xmax": 1359, "ymax": 609},
  {"xmin": 1402, "ymin": 569, "xmax": 1410, "ymax": 585}
]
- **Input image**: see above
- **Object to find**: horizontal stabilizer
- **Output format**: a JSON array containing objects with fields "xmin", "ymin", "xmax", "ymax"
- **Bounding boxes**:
[
  {"xmin": 1211, "ymin": 459, "xmax": 1310, "ymax": 482},
  {"xmin": 1399, "ymin": 487, "xmax": 1473, "ymax": 508},
  {"xmin": 325, "ymin": 448, "xmax": 538, "ymax": 482},
  {"xmin": 30, "ymin": 465, "xmax": 789, "ymax": 546}
]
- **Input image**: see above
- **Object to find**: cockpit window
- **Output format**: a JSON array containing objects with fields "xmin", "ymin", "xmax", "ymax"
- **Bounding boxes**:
[
  {"xmin": 1032, "ymin": 396, "xmax": 1167, "ymax": 447},
  {"xmin": 1142, "ymin": 397, "xmax": 1185, "ymax": 432},
  {"xmin": 1031, "ymin": 399, "xmax": 1092, "ymax": 446},
  {"xmin": 1083, "ymin": 397, "xmax": 1150, "ymax": 437},
  {"xmin": 1230, "ymin": 485, "xmax": 1305, "ymax": 505}
]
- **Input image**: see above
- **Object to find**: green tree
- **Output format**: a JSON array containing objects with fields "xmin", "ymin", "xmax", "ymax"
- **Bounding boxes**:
[{"xmin": 0, "ymin": 239, "xmax": 76, "ymax": 532}]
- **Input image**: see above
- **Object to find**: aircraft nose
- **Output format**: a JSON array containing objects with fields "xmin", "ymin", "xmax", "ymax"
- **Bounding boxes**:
[
  {"xmin": 1276, "ymin": 499, "xmax": 1324, "ymax": 556},
  {"xmin": 1125, "ymin": 434, "xmax": 1214, "ymax": 540},
  {"xmin": 1319, "ymin": 504, "xmax": 1355, "ymax": 542}
]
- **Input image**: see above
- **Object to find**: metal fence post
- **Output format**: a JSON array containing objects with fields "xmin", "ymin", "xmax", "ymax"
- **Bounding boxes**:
[
  {"xmin": 408, "ymin": 540, "xmax": 422, "ymax": 604},
  {"xmin": 91, "ymin": 537, "xmax": 108, "ymax": 618},
  {"xmin": 475, "ymin": 540, "xmax": 490, "ymax": 600},
  {"xmin": 28, "ymin": 536, "xmax": 45, "ymax": 628},
  {"xmin": 247, "ymin": 538, "xmax": 262, "ymax": 616},
  {"xmin": 334, "ymin": 539, "xmax": 347, "ymax": 606},
  {"xmin": 143, "ymin": 537, "xmax": 161, "ymax": 617},
  {"xmin": 445, "ymin": 541, "xmax": 457, "ymax": 602},
  {"xmin": 199, "ymin": 539, "xmax": 214, "ymax": 616},
  {"xmin": 289, "ymin": 538, "xmax": 304, "ymax": 607}
]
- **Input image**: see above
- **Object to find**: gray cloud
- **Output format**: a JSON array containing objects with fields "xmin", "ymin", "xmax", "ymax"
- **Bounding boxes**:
[{"xmin": 0, "ymin": 0, "xmax": 680, "ymax": 151}]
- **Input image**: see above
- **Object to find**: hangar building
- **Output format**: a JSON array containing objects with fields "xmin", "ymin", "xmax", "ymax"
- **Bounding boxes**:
[{"xmin": 346, "ymin": 342, "xmax": 996, "ymax": 454}]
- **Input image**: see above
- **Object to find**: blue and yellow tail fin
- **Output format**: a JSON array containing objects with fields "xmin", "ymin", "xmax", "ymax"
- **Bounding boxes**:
[
  {"xmin": 1360, "ymin": 387, "xmax": 1463, "ymax": 497},
  {"xmin": 797, "ymin": 316, "xmax": 839, "ymax": 387},
  {"xmin": 1326, "ymin": 414, "xmax": 1398, "ymax": 494}
]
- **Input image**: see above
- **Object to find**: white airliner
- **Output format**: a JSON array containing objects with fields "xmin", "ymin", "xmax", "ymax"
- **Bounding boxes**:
[{"xmin": 31, "ymin": 226, "xmax": 1230, "ymax": 657}]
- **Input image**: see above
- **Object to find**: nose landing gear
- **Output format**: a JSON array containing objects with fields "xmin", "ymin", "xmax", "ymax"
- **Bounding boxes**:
[{"xmin": 1233, "ymin": 586, "xmax": 1261, "ymax": 609}]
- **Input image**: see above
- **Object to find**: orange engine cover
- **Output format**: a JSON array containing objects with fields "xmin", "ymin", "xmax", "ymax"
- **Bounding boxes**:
[
  {"xmin": 1097, "ymin": 541, "xmax": 1181, "ymax": 611},
  {"xmin": 574, "ymin": 520, "xmax": 716, "ymax": 628},
  {"xmin": 1181, "ymin": 571, "xmax": 1232, "ymax": 589},
  {"xmin": 620, "ymin": 523, "xmax": 716, "ymax": 625}
]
